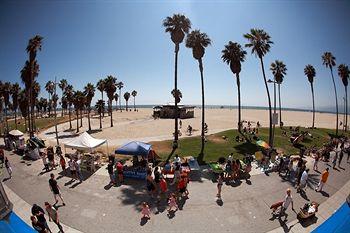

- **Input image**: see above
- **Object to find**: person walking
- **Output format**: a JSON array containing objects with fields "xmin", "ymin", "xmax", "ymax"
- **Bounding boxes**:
[
  {"xmin": 68, "ymin": 157, "xmax": 76, "ymax": 180},
  {"xmin": 332, "ymin": 151, "xmax": 338, "ymax": 169},
  {"xmin": 338, "ymin": 141, "xmax": 344, "ymax": 167},
  {"xmin": 40, "ymin": 150, "xmax": 49, "ymax": 172},
  {"xmin": 48, "ymin": 173, "xmax": 65, "ymax": 206},
  {"xmin": 116, "ymin": 161, "xmax": 124, "ymax": 183},
  {"xmin": 44, "ymin": 202, "xmax": 64, "ymax": 233},
  {"xmin": 107, "ymin": 161, "xmax": 115, "ymax": 185},
  {"xmin": 4, "ymin": 157, "xmax": 12, "ymax": 178},
  {"xmin": 217, "ymin": 173, "xmax": 224, "ymax": 198},
  {"xmin": 31, "ymin": 204, "xmax": 52, "ymax": 233},
  {"xmin": 0, "ymin": 148, "xmax": 5, "ymax": 167},
  {"xmin": 316, "ymin": 168, "xmax": 329, "ymax": 192},
  {"xmin": 279, "ymin": 188, "xmax": 294, "ymax": 218},
  {"xmin": 59, "ymin": 155, "xmax": 66, "ymax": 175},
  {"xmin": 313, "ymin": 153, "xmax": 319, "ymax": 171},
  {"xmin": 297, "ymin": 169, "xmax": 309, "ymax": 193},
  {"xmin": 31, "ymin": 215, "xmax": 47, "ymax": 233},
  {"xmin": 75, "ymin": 158, "xmax": 83, "ymax": 182}
]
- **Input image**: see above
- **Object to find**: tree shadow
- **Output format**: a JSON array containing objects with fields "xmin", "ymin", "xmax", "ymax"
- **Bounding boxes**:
[
  {"xmin": 69, "ymin": 181, "xmax": 82, "ymax": 189},
  {"xmin": 319, "ymin": 191, "xmax": 329, "ymax": 197},
  {"xmin": 87, "ymin": 129, "xmax": 103, "ymax": 135},
  {"xmin": 57, "ymin": 134, "xmax": 77, "ymax": 139},
  {"xmin": 332, "ymin": 167, "xmax": 340, "ymax": 172},
  {"xmin": 233, "ymin": 140, "xmax": 260, "ymax": 155},
  {"xmin": 2, "ymin": 177, "xmax": 11, "ymax": 182}
]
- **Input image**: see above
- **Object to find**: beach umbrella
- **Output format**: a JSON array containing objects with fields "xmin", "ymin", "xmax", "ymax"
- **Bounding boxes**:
[{"xmin": 256, "ymin": 140, "xmax": 270, "ymax": 149}]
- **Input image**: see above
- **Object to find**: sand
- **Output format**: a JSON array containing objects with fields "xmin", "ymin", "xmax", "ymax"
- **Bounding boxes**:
[{"xmin": 39, "ymin": 108, "xmax": 337, "ymax": 148}]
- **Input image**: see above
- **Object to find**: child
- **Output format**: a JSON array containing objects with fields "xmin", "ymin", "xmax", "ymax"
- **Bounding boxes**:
[
  {"xmin": 141, "ymin": 202, "xmax": 151, "ymax": 219},
  {"xmin": 5, "ymin": 157, "xmax": 12, "ymax": 178},
  {"xmin": 217, "ymin": 173, "xmax": 224, "ymax": 198},
  {"xmin": 167, "ymin": 193, "xmax": 178, "ymax": 212}
]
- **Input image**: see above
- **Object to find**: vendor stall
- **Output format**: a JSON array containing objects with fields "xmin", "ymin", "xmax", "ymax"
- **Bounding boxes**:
[
  {"xmin": 64, "ymin": 132, "xmax": 107, "ymax": 172},
  {"xmin": 115, "ymin": 141, "xmax": 158, "ymax": 180},
  {"xmin": 6, "ymin": 130, "xmax": 25, "ymax": 153}
]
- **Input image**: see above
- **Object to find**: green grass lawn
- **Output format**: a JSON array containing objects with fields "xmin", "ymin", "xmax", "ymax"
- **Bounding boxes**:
[
  {"xmin": 151, "ymin": 127, "xmax": 347, "ymax": 163},
  {"xmin": 6, "ymin": 115, "xmax": 72, "ymax": 133}
]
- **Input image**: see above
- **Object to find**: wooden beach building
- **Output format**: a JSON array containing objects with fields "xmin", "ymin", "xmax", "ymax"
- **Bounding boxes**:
[{"xmin": 153, "ymin": 103, "xmax": 195, "ymax": 119}]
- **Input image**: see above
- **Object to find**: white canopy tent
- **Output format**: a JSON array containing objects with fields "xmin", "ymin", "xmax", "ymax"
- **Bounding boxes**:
[
  {"xmin": 9, "ymin": 129, "xmax": 24, "ymax": 137},
  {"xmin": 64, "ymin": 132, "xmax": 108, "ymax": 152}
]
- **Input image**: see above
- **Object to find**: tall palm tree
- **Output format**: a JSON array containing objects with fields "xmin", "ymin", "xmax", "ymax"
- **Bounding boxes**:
[
  {"xmin": 338, "ymin": 64, "xmax": 350, "ymax": 131},
  {"xmin": 304, "ymin": 65, "xmax": 317, "ymax": 129},
  {"xmin": 45, "ymin": 81, "xmax": 54, "ymax": 117},
  {"xmin": 116, "ymin": 82, "xmax": 124, "ymax": 112},
  {"xmin": 84, "ymin": 83, "xmax": 95, "ymax": 131},
  {"xmin": 97, "ymin": 79, "xmax": 106, "ymax": 117},
  {"xmin": 131, "ymin": 90, "xmax": 137, "ymax": 111},
  {"xmin": 104, "ymin": 75, "xmax": 117, "ymax": 127},
  {"xmin": 59, "ymin": 79, "xmax": 68, "ymax": 117},
  {"xmin": 270, "ymin": 60, "xmax": 287, "ymax": 128},
  {"xmin": 26, "ymin": 35, "xmax": 43, "ymax": 137},
  {"xmin": 163, "ymin": 14, "xmax": 191, "ymax": 148},
  {"xmin": 185, "ymin": 30, "xmax": 211, "ymax": 159},
  {"xmin": 322, "ymin": 52, "xmax": 338, "ymax": 135},
  {"xmin": 64, "ymin": 84, "xmax": 74, "ymax": 129},
  {"xmin": 61, "ymin": 96, "xmax": 68, "ymax": 117},
  {"xmin": 2, "ymin": 82, "xmax": 12, "ymax": 131},
  {"xmin": 11, "ymin": 83, "xmax": 21, "ymax": 129},
  {"xmin": 114, "ymin": 93, "xmax": 119, "ymax": 112},
  {"xmin": 0, "ymin": 82, "xmax": 3, "ymax": 135},
  {"xmin": 95, "ymin": 100, "xmax": 105, "ymax": 129},
  {"xmin": 18, "ymin": 90, "xmax": 29, "ymax": 132},
  {"xmin": 32, "ymin": 81, "xmax": 40, "ymax": 132},
  {"xmin": 244, "ymin": 29, "xmax": 274, "ymax": 147},
  {"xmin": 221, "ymin": 41, "xmax": 247, "ymax": 133},
  {"xmin": 73, "ymin": 91, "xmax": 85, "ymax": 132},
  {"xmin": 171, "ymin": 89, "xmax": 183, "ymax": 104},
  {"xmin": 124, "ymin": 92, "xmax": 131, "ymax": 111}
]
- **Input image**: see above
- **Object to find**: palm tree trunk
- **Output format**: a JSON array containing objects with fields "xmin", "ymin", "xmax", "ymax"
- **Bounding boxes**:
[
  {"xmin": 330, "ymin": 67, "xmax": 339, "ymax": 135},
  {"xmin": 101, "ymin": 91, "xmax": 105, "ymax": 117},
  {"xmin": 110, "ymin": 100, "xmax": 113, "ymax": 127},
  {"xmin": 99, "ymin": 112, "xmax": 102, "ymax": 129},
  {"xmin": 134, "ymin": 97, "xmax": 136, "ymax": 111},
  {"xmin": 198, "ymin": 59, "xmax": 205, "ymax": 161},
  {"xmin": 80, "ymin": 109, "xmax": 83, "ymax": 127},
  {"xmin": 68, "ymin": 105, "xmax": 72, "ymax": 129},
  {"xmin": 119, "ymin": 89, "xmax": 122, "ymax": 112},
  {"xmin": 260, "ymin": 57, "xmax": 273, "ymax": 147},
  {"xmin": 4, "ymin": 107, "xmax": 8, "ymax": 132},
  {"xmin": 14, "ymin": 109, "xmax": 17, "ymax": 129},
  {"xmin": 24, "ymin": 116, "xmax": 27, "ymax": 132},
  {"xmin": 236, "ymin": 73, "xmax": 242, "ymax": 133},
  {"xmin": 278, "ymin": 83, "xmax": 282, "ymax": 127},
  {"xmin": 88, "ymin": 107, "xmax": 91, "ymax": 131},
  {"xmin": 173, "ymin": 43, "xmax": 179, "ymax": 148},
  {"xmin": 126, "ymin": 101, "xmax": 128, "ymax": 111},
  {"xmin": 345, "ymin": 86, "xmax": 348, "ymax": 132},
  {"xmin": 311, "ymin": 83, "xmax": 315, "ymax": 128},
  {"xmin": 26, "ymin": 98, "xmax": 31, "ymax": 134},
  {"xmin": 76, "ymin": 111, "xmax": 79, "ymax": 133}
]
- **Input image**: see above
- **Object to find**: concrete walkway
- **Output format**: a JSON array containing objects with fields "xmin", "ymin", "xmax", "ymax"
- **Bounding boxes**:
[{"xmin": 2, "ymin": 148, "xmax": 350, "ymax": 233}]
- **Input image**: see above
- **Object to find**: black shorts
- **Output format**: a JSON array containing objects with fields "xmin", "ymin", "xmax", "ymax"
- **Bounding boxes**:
[
  {"xmin": 179, "ymin": 187, "xmax": 186, "ymax": 193},
  {"xmin": 147, "ymin": 184, "xmax": 155, "ymax": 191}
]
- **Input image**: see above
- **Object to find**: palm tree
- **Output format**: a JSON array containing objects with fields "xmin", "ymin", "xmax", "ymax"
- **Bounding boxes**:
[
  {"xmin": 11, "ymin": 83, "xmax": 21, "ymax": 129},
  {"xmin": 114, "ymin": 93, "xmax": 119, "ymax": 112},
  {"xmin": 73, "ymin": 91, "xmax": 85, "ymax": 132},
  {"xmin": 95, "ymin": 100, "xmax": 105, "ymax": 129},
  {"xmin": 322, "ymin": 52, "xmax": 338, "ymax": 135},
  {"xmin": 26, "ymin": 35, "xmax": 43, "ymax": 137},
  {"xmin": 270, "ymin": 60, "xmax": 287, "ymax": 128},
  {"xmin": 244, "ymin": 29, "xmax": 274, "ymax": 147},
  {"xmin": 221, "ymin": 41, "xmax": 247, "ymax": 132},
  {"xmin": 45, "ymin": 81, "xmax": 54, "ymax": 117},
  {"xmin": 104, "ymin": 75, "xmax": 117, "ymax": 127},
  {"xmin": 116, "ymin": 82, "xmax": 124, "ymax": 112},
  {"xmin": 2, "ymin": 82, "xmax": 11, "ymax": 131},
  {"xmin": 84, "ymin": 83, "xmax": 95, "ymax": 131},
  {"xmin": 61, "ymin": 96, "xmax": 68, "ymax": 117},
  {"xmin": 18, "ymin": 90, "xmax": 29, "ymax": 132},
  {"xmin": 0, "ymin": 82, "xmax": 3, "ymax": 135},
  {"xmin": 304, "ymin": 65, "xmax": 317, "ymax": 128},
  {"xmin": 163, "ymin": 14, "xmax": 191, "ymax": 148},
  {"xmin": 64, "ymin": 84, "xmax": 74, "ymax": 129},
  {"xmin": 97, "ymin": 79, "xmax": 106, "ymax": 117},
  {"xmin": 59, "ymin": 79, "xmax": 68, "ymax": 117},
  {"xmin": 124, "ymin": 92, "xmax": 131, "ymax": 111},
  {"xmin": 185, "ymin": 30, "xmax": 211, "ymax": 159},
  {"xmin": 338, "ymin": 64, "xmax": 350, "ymax": 131},
  {"xmin": 131, "ymin": 90, "xmax": 137, "ymax": 111},
  {"xmin": 171, "ymin": 89, "xmax": 183, "ymax": 104}
]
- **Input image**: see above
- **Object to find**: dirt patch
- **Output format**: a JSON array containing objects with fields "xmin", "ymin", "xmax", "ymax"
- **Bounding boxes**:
[
  {"xmin": 150, "ymin": 140, "xmax": 172, "ymax": 154},
  {"xmin": 207, "ymin": 135, "xmax": 228, "ymax": 144}
]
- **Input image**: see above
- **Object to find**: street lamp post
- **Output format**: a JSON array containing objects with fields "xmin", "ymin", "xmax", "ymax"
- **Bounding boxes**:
[{"xmin": 268, "ymin": 78, "xmax": 277, "ymax": 149}]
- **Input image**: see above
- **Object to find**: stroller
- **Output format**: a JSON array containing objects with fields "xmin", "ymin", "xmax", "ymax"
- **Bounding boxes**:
[{"xmin": 297, "ymin": 201, "xmax": 319, "ymax": 220}]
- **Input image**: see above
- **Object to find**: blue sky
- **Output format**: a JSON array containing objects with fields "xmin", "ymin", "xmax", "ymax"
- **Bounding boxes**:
[{"xmin": 0, "ymin": 0, "xmax": 349, "ymax": 112}]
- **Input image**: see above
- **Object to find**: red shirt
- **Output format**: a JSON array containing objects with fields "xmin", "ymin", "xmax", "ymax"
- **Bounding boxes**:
[
  {"xmin": 178, "ymin": 179, "xmax": 186, "ymax": 189},
  {"xmin": 160, "ymin": 179, "xmax": 167, "ymax": 193},
  {"xmin": 116, "ymin": 162, "xmax": 123, "ymax": 172}
]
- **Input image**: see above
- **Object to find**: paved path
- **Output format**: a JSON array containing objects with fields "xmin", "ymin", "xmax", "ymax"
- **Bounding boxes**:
[{"xmin": 1, "ymin": 149, "xmax": 350, "ymax": 233}]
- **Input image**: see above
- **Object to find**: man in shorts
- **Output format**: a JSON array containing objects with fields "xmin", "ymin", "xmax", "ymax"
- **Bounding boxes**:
[{"xmin": 48, "ymin": 173, "xmax": 65, "ymax": 206}]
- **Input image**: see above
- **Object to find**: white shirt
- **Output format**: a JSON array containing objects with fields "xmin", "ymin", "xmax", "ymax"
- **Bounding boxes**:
[
  {"xmin": 174, "ymin": 156, "xmax": 181, "ymax": 164},
  {"xmin": 283, "ymin": 195, "xmax": 293, "ymax": 209}
]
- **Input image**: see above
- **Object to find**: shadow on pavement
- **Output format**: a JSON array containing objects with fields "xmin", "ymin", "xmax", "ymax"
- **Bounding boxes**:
[{"xmin": 140, "ymin": 217, "xmax": 149, "ymax": 226}]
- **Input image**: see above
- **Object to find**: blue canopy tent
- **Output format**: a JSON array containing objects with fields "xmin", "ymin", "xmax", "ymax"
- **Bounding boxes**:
[{"xmin": 115, "ymin": 141, "xmax": 152, "ymax": 157}]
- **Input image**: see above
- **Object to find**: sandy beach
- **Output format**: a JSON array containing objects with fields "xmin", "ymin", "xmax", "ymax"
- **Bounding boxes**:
[{"xmin": 40, "ymin": 108, "xmax": 337, "ymax": 148}]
